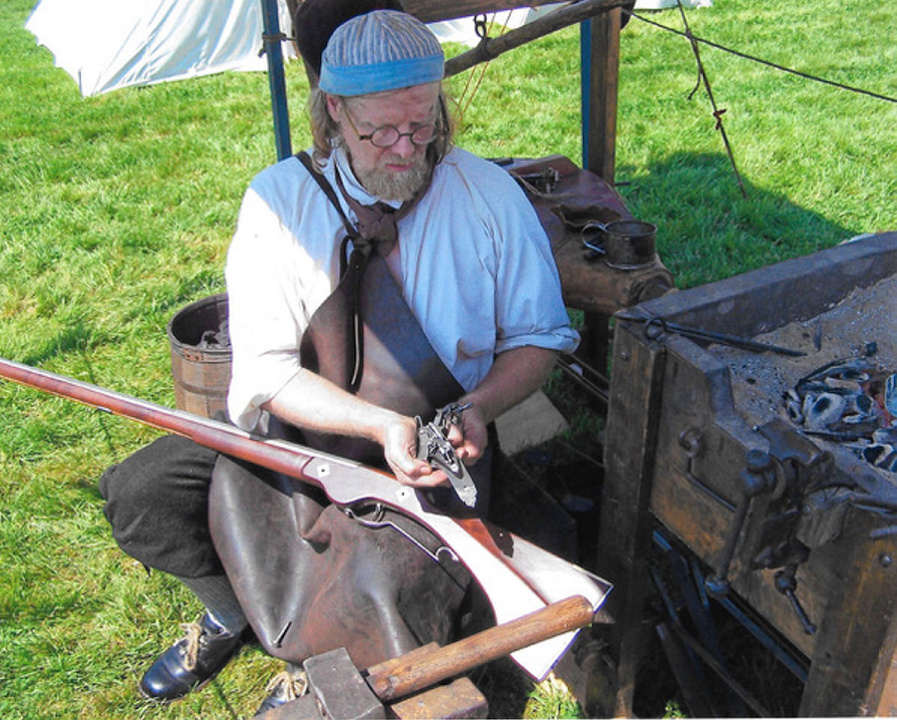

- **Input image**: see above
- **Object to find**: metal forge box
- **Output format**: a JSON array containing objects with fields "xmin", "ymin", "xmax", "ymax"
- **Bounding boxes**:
[{"xmin": 597, "ymin": 233, "xmax": 897, "ymax": 716}]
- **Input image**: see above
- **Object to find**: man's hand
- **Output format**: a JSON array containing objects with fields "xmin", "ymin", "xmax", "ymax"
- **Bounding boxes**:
[
  {"xmin": 445, "ymin": 402, "xmax": 488, "ymax": 465},
  {"xmin": 264, "ymin": 371, "xmax": 446, "ymax": 487},
  {"xmin": 381, "ymin": 414, "xmax": 448, "ymax": 487},
  {"xmin": 262, "ymin": 346, "xmax": 560, "ymax": 491}
]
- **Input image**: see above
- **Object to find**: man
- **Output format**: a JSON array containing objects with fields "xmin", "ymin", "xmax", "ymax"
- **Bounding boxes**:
[{"xmin": 100, "ymin": 4, "xmax": 578, "ymax": 713}]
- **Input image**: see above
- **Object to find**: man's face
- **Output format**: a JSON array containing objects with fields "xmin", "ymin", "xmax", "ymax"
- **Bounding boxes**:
[{"xmin": 327, "ymin": 82, "xmax": 441, "ymax": 202}]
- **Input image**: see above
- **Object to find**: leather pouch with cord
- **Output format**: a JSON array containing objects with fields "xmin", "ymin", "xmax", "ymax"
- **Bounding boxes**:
[{"xmin": 208, "ymin": 151, "xmax": 491, "ymax": 668}]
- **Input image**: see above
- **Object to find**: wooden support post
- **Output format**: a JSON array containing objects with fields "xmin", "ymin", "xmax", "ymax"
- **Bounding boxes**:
[
  {"xmin": 581, "ymin": 8, "xmax": 622, "ymax": 369},
  {"xmin": 800, "ymin": 521, "xmax": 897, "ymax": 716},
  {"xmin": 594, "ymin": 321, "xmax": 667, "ymax": 717},
  {"xmin": 582, "ymin": 8, "xmax": 621, "ymax": 184},
  {"xmin": 402, "ymin": 0, "xmax": 569, "ymax": 24}
]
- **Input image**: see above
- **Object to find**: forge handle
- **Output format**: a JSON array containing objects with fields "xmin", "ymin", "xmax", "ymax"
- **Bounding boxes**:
[{"xmin": 364, "ymin": 594, "xmax": 596, "ymax": 702}]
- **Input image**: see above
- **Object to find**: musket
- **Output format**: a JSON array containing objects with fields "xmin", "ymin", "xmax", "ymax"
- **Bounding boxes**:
[{"xmin": 0, "ymin": 357, "xmax": 611, "ymax": 680}]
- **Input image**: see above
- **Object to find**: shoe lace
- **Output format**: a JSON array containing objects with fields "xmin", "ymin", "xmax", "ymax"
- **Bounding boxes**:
[
  {"xmin": 179, "ymin": 621, "xmax": 204, "ymax": 670},
  {"xmin": 265, "ymin": 669, "xmax": 309, "ymax": 702}
]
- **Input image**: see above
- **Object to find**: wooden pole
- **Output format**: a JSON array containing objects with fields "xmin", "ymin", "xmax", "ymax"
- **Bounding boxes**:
[
  {"xmin": 403, "ymin": 0, "xmax": 561, "ymax": 24},
  {"xmin": 582, "ymin": 7, "xmax": 621, "ymax": 183},
  {"xmin": 444, "ymin": 0, "xmax": 625, "ymax": 79}
]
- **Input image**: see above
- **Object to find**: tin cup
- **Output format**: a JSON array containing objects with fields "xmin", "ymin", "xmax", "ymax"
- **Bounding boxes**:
[{"xmin": 582, "ymin": 219, "xmax": 657, "ymax": 269}]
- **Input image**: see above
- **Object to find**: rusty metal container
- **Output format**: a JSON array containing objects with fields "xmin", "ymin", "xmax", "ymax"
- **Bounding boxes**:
[
  {"xmin": 598, "ymin": 232, "xmax": 897, "ymax": 716},
  {"xmin": 167, "ymin": 293, "xmax": 231, "ymax": 421}
]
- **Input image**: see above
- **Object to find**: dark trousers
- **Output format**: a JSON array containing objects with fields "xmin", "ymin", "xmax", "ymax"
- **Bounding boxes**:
[{"xmin": 99, "ymin": 434, "xmax": 225, "ymax": 578}]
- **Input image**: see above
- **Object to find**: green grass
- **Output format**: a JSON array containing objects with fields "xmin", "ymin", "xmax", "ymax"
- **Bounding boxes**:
[{"xmin": 1, "ymin": 0, "xmax": 895, "ymax": 717}]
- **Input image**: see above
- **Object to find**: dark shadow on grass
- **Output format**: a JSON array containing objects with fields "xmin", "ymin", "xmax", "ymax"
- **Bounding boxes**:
[
  {"xmin": 19, "ymin": 328, "xmax": 127, "ymax": 466},
  {"xmin": 20, "ymin": 321, "xmax": 105, "ymax": 367},
  {"xmin": 118, "ymin": 272, "xmax": 225, "ymax": 331},
  {"xmin": 615, "ymin": 152, "xmax": 858, "ymax": 288}
]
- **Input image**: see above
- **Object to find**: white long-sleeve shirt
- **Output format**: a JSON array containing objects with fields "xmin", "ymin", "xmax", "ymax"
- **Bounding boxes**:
[{"xmin": 225, "ymin": 145, "xmax": 579, "ymax": 431}]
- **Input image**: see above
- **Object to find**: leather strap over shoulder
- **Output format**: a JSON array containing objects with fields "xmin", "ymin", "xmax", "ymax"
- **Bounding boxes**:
[
  {"xmin": 296, "ymin": 151, "xmax": 354, "ymax": 234},
  {"xmin": 296, "ymin": 151, "xmax": 357, "ymax": 277}
]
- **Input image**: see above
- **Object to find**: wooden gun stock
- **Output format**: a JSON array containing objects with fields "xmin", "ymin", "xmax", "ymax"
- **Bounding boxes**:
[{"xmin": 0, "ymin": 356, "xmax": 611, "ymax": 680}]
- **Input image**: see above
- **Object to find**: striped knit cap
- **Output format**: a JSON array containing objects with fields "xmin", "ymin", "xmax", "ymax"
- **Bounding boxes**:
[{"xmin": 319, "ymin": 10, "xmax": 444, "ymax": 97}]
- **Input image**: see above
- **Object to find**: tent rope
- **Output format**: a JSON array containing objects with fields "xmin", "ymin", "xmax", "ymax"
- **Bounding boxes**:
[
  {"xmin": 675, "ymin": 0, "xmax": 748, "ymax": 198},
  {"xmin": 626, "ymin": 7, "xmax": 897, "ymax": 105},
  {"xmin": 456, "ymin": 13, "xmax": 508, "ymax": 121}
]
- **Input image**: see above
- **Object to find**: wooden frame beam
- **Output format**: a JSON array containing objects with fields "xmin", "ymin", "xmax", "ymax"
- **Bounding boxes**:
[{"xmin": 401, "ymin": 0, "xmax": 561, "ymax": 24}]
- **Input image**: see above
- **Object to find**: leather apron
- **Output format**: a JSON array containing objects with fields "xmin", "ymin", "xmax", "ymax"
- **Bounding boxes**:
[{"xmin": 208, "ymin": 155, "xmax": 487, "ymax": 668}]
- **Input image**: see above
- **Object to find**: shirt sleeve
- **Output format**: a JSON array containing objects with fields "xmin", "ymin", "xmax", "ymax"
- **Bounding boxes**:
[
  {"xmin": 480, "ymin": 163, "xmax": 580, "ymax": 357},
  {"xmin": 225, "ymin": 182, "xmax": 310, "ymax": 431}
]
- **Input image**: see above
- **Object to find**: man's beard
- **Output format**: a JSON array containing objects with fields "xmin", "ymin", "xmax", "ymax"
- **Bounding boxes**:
[{"xmin": 354, "ymin": 151, "xmax": 432, "ymax": 203}]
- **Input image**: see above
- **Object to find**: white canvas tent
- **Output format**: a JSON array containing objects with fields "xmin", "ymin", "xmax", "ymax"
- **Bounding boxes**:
[
  {"xmin": 25, "ymin": 0, "xmax": 710, "ymax": 98},
  {"xmin": 25, "ymin": 0, "xmax": 296, "ymax": 97},
  {"xmin": 24, "ymin": 0, "xmax": 541, "ymax": 98}
]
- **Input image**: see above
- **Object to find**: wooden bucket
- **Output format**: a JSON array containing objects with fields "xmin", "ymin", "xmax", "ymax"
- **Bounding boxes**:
[{"xmin": 167, "ymin": 293, "xmax": 232, "ymax": 421}]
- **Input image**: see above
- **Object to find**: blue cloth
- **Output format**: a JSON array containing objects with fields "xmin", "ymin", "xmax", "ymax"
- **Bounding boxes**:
[
  {"xmin": 320, "ymin": 55, "xmax": 444, "ymax": 96},
  {"xmin": 318, "ymin": 10, "xmax": 444, "ymax": 96}
]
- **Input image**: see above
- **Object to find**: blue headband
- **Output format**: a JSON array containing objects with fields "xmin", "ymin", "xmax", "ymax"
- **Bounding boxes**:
[
  {"xmin": 319, "ymin": 55, "xmax": 444, "ymax": 96},
  {"xmin": 318, "ymin": 10, "xmax": 445, "ymax": 97}
]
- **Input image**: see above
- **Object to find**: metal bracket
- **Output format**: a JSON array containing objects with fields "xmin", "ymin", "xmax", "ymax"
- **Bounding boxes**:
[
  {"xmin": 700, "ymin": 420, "xmax": 845, "ymax": 635},
  {"xmin": 678, "ymin": 427, "xmax": 736, "ymax": 512},
  {"xmin": 704, "ymin": 448, "xmax": 780, "ymax": 597}
]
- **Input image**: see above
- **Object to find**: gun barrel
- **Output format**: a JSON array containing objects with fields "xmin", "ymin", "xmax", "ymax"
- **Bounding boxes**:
[{"xmin": 0, "ymin": 356, "xmax": 324, "ymax": 487}]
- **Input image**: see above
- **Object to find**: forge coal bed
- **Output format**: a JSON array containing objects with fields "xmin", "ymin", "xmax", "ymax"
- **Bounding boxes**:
[{"xmin": 596, "ymin": 232, "xmax": 897, "ymax": 716}]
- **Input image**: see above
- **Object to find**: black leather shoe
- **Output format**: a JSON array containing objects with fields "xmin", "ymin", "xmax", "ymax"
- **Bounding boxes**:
[
  {"xmin": 254, "ymin": 666, "xmax": 307, "ymax": 717},
  {"xmin": 138, "ymin": 614, "xmax": 245, "ymax": 702}
]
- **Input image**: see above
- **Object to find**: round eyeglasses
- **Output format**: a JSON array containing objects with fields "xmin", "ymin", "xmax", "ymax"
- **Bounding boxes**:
[{"xmin": 341, "ymin": 103, "xmax": 440, "ymax": 149}]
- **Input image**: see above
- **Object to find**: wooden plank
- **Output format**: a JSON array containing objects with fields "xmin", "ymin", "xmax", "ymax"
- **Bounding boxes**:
[
  {"xmin": 595, "ymin": 320, "xmax": 668, "ymax": 716},
  {"xmin": 800, "ymin": 518, "xmax": 897, "ymax": 716},
  {"xmin": 388, "ymin": 677, "xmax": 488, "ymax": 719},
  {"xmin": 494, "ymin": 389, "xmax": 568, "ymax": 456},
  {"xmin": 265, "ymin": 676, "xmax": 488, "ymax": 719},
  {"xmin": 867, "ymin": 612, "xmax": 897, "ymax": 716},
  {"xmin": 401, "ymin": 0, "xmax": 561, "ymax": 24}
]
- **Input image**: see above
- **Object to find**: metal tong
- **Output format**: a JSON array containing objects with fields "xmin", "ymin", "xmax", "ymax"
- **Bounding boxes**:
[{"xmin": 639, "ymin": 316, "xmax": 806, "ymax": 357}]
